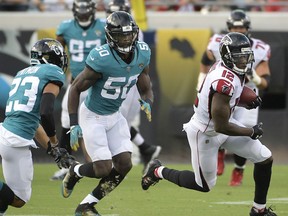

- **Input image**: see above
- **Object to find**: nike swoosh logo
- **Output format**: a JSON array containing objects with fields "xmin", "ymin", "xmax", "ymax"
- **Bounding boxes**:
[
  {"xmin": 57, "ymin": 70, "xmax": 64, "ymax": 75},
  {"xmin": 90, "ymin": 56, "xmax": 95, "ymax": 61}
]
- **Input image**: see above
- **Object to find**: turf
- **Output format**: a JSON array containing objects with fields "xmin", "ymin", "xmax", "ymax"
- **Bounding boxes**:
[{"xmin": 1, "ymin": 162, "xmax": 287, "ymax": 216}]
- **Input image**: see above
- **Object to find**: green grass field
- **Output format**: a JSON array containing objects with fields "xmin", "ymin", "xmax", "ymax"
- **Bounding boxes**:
[{"xmin": 1, "ymin": 163, "xmax": 287, "ymax": 216}]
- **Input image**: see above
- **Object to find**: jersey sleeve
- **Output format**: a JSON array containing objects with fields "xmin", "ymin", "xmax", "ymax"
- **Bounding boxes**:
[
  {"xmin": 261, "ymin": 42, "xmax": 271, "ymax": 61},
  {"xmin": 211, "ymin": 79, "xmax": 235, "ymax": 97},
  {"xmin": 56, "ymin": 20, "xmax": 71, "ymax": 36},
  {"xmin": 85, "ymin": 46, "xmax": 108, "ymax": 72},
  {"xmin": 44, "ymin": 64, "xmax": 66, "ymax": 86},
  {"xmin": 207, "ymin": 34, "xmax": 223, "ymax": 61},
  {"xmin": 136, "ymin": 41, "xmax": 151, "ymax": 68},
  {"xmin": 252, "ymin": 38, "xmax": 271, "ymax": 62}
]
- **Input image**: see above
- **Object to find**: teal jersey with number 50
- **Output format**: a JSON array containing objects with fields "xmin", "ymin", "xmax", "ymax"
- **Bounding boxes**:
[
  {"xmin": 85, "ymin": 41, "xmax": 151, "ymax": 115},
  {"xmin": 56, "ymin": 19, "xmax": 106, "ymax": 79},
  {"xmin": 3, "ymin": 64, "xmax": 65, "ymax": 140}
]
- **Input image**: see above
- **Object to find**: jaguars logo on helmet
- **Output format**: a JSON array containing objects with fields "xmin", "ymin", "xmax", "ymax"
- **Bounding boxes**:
[{"xmin": 30, "ymin": 38, "xmax": 68, "ymax": 72}]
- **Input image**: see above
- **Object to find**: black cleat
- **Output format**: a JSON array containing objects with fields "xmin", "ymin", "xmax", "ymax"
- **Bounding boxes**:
[
  {"xmin": 141, "ymin": 145, "xmax": 162, "ymax": 174},
  {"xmin": 75, "ymin": 203, "xmax": 101, "ymax": 216},
  {"xmin": 61, "ymin": 162, "xmax": 82, "ymax": 198},
  {"xmin": 250, "ymin": 207, "xmax": 277, "ymax": 216},
  {"xmin": 141, "ymin": 159, "xmax": 162, "ymax": 190}
]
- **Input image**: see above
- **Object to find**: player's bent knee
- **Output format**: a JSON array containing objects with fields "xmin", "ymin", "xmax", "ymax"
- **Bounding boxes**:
[
  {"xmin": 114, "ymin": 160, "xmax": 132, "ymax": 176},
  {"xmin": 256, "ymin": 156, "xmax": 273, "ymax": 165},
  {"xmin": 93, "ymin": 161, "xmax": 112, "ymax": 178},
  {"xmin": 260, "ymin": 145, "xmax": 272, "ymax": 158},
  {"xmin": 207, "ymin": 180, "xmax": 216, "ymax": 191},
  {"xmin": 252, "ymin": 145, "xmax": 272, "ymax": 164},
  {"xmin": 11, "ymin": 196, "xmax": 26, "ymax": 208}
]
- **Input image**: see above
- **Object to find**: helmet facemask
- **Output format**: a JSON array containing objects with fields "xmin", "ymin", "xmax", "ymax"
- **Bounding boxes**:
[
  {"xmin": 73, "ymin": 0, "xmax": 95, "ymax": 27},
  {"xmin": 105, "ymin": 11, "xmax": 139, "ymax": 54},
  {"xmin": 223, "ymin": 46, "xmax": 254, "ymax": 75},
  {"xmin": 106, "ymin": 27, "xmax": 138, "ymax": 54},
  {"xmin": 220, "ymin": 33, "xmax": 254, "ymax": 75}
]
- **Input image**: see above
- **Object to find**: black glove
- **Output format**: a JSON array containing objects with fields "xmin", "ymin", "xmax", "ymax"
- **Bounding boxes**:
[
  {"xmin": 246, "ymin": 96, "xmax": 262, "ymax": 110},
  {"xmin": 47, "ymin": 141, "xmax": 75, "ymax": 169},
  {"xmin": 251, "ymin": 122, "xmax": 263, "ymax": 140}
]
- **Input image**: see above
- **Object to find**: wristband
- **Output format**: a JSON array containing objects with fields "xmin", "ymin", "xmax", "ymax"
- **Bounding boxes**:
[
  {"xmin": 69, "ymin": 113, "xmax": 78, "ymax": 126},
  {"xmin": 145, "ymin": 98, "xmax": 153, "ymax": 107},
  {"xmin": 250, "ymin": 68, "xmax": 261, "ymax": 86},
  {"xmin": 252, "ymin": 74, "xmax": 261, "ymax": 86}
]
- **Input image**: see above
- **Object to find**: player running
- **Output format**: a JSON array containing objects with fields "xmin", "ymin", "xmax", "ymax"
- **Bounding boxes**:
[
  {"xmin": 142, "ymin": 32, "xmax": 276, "ymax": 216},
  {"xmin": 0, "ymin": 38, "xmax": 73, "ymax": 214},
  {"xmin": 106, "ymin": 0, "xmax": 161, "ymax": 173},
  {"xmin": 62, "ymin": 11, "xmax": 154, "ymax": 215},
  {"xmin": 197, "ymin": 9, "xmax": 271, "ymax": 186},
  {"xmin": 50, "ymin": 0, "xmax": 107, "ymax": 180}
]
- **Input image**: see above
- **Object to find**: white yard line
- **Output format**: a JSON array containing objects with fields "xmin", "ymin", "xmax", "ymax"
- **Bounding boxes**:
[{"xmin": 213, "ymin": 197, "xmax": 288, "ymax": 205}]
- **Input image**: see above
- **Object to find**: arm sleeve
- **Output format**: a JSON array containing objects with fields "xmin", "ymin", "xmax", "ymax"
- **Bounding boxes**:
[{"xmin": 40, "ymin": 93, "xmax": 56, "ymax": 137}]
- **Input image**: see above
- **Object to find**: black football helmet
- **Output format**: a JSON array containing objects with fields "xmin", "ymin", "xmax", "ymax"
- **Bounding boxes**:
[
  {"xmin": 219, "ymin": 32, "xmax": 254, "ymax": 75},
  {"xmin": 30, "ymin": 38, "xmax": 68, "ymax": 72},
  {"xmin": 106, "ymin": 0, "xmax": 131, "ymax": 16},
  {"xmin": 73, "ymin": 0, "xmax": 96, "ymax": 27},
  {"xmin": 105, "ymin": 11, "xmax": 139, "ymax": 54},
  {"xmin": 226, "ymin": 9, "xmax": 251, "ymax": 36}
]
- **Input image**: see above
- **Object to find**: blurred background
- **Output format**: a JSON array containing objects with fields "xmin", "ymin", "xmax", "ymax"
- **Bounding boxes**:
[{"xmin": 0, "ymin": 0, "xmax": 287, "ymax": 164}]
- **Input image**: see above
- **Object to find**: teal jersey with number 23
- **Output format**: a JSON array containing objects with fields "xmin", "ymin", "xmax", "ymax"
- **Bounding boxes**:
[{"xmin": 3, "ymin": 64, "xmax": 65, "ymax": 140}]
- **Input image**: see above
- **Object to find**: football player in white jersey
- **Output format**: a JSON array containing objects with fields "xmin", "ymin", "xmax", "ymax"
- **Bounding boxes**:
[
  {"xmin": 106, "ymin": 0, "xmax": 161, "ymax": 173},
  {"xmin": 141, "ymin": 32, "xmax": 277, "ymax": 216},
  {"xmin": 197, "ymin": 9, "xmax": 271, "ymax": 186}
]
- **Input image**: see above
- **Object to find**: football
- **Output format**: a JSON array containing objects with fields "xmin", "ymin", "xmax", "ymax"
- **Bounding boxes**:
[{"xmin": 238, "ymin": 86, "xmax": 257, "ymax": 108}]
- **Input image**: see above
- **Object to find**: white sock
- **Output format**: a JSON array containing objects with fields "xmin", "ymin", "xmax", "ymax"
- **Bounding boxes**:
[
  {"xmin": 154, "ymin": 166, "xmax": 165, "ymax": 179},
  {"xmin": 253, "ymin": 202, "xmax": 266, "ymax": 212},
  {"xmin": 74, "ymin": 164, "xmax": 83, "ymax": 177},
  {"xmin": 80, "ymin": 194, "xmax": 99, "ymax": 205},
  {"xmin": 234, "ymin": 164, "xmax": 245, "ymax": 169}
]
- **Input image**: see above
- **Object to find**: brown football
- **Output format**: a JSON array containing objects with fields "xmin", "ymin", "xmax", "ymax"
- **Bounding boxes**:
[{"xmin": 238, "ymin": 86, "xmax": 257, "ymax": 107}]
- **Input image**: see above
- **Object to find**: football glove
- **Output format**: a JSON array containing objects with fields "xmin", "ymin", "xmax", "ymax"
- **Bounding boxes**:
[
  {"xmin": 69, "ymin": 125, "xmax": 82, "ymax": 151},
  {"xmin": 139, "ymin": 99, "xmax": 152, "ymax": 122},
  {"xmin": 47, "ymin": 142, "xmax": 75, "ymax": 169},
  {"xmin": 251, "ymin": 122, "xmax": 263, "ymax": 140},
  {"xmin": 246, "ymin": 95, "xmax": 262, "ymax": 110}
]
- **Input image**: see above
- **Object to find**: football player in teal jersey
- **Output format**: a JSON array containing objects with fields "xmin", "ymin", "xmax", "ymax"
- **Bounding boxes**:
[
  {"xmin": 0, "ymin": 38, "xmax": 74, "ymax": 214},
  {"xmin": 50, "ymin": 0, "xmax": 107, "ymax": 180},
  {"xmin": 61, "ymin": 11, "xmax": 154, "ymax": 215},
  {"xmin": 106, "ymin": 0, "xmax": 162, "ymax": 174}
]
